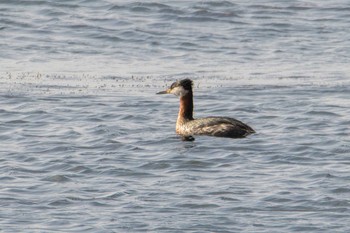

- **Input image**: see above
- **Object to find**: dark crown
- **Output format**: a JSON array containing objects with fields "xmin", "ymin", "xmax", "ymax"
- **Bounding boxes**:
[{"xmin": 179, "ymin": 78, "xmax": 193, "ymax": 90}]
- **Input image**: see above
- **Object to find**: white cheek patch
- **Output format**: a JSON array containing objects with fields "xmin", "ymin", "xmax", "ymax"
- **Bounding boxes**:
[{"xmin": 171, "ymin": 86, "xmax": 189, "ymax": 96}]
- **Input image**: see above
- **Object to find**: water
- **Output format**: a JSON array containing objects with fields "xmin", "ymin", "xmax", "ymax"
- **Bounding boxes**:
[{"xmin": 1, "ymin": 1, "xmax": 350, "ymax": 232}]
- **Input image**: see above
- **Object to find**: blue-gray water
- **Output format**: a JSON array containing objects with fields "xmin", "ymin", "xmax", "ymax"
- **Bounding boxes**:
[{"xmin": 1, "ymin": 1, "xmax": 350, "ymax": 232}]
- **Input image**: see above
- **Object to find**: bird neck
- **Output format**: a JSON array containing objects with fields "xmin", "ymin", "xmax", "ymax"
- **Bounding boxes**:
[{"xmin": 178, "ymin": 91, "xmax": 194, "ymax": 121}]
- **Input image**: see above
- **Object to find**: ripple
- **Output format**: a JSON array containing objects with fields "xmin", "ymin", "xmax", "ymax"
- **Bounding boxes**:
[
  {"xmin": 1, "ymin": 1, "xmax": 350, "ymax": 232},
  {"xmin": 43, "ymin": 175, "xmax": 72, "ymax": 183},
  {"xmin": 48, "ymin": 199, "xmax": 74, "ymax": 206}
]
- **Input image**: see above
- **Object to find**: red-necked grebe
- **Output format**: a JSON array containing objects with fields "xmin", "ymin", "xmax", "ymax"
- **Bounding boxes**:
[{"xmin": 157, "ymin": 79, "xmax": 255, "ymax": 141}]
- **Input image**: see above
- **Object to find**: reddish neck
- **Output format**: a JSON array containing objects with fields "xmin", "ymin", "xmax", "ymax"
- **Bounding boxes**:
[{"xmin": 178, "ymin": 91, "xmax": 194, "ymax": 120}]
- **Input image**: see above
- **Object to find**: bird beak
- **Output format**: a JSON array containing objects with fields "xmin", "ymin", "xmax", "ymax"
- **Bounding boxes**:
[{"xmin": 156, "ymin": 88, "xmax": 171, "ymax": 94}]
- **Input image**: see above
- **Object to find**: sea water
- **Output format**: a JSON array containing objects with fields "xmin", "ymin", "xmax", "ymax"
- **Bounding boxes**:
[{"xmin": 1, "ymin": 1, "xmax": 350, "ymax": 232}]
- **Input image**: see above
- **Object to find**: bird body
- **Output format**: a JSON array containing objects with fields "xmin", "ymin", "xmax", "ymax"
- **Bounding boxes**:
[
  {"xmin": 176, "ymin": 116, "xmax": 254, "ymax": 138},
  {"xmin": 157, "ymin": 79, "xmax": 255, "ymax": 140}
]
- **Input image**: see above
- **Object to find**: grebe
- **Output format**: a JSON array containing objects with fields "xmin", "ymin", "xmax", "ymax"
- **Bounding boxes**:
[{"xmin": 157, "ymin": 79, "xmax": 255, "ymax": 141}]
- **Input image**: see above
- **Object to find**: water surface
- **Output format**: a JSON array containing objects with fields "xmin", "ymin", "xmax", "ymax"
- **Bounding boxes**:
[{"xmin": 1, "ymin": 1, "xmax": 350, "ymax": 232}]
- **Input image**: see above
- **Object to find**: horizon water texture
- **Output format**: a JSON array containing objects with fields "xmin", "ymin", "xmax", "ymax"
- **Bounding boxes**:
[{"xmin": 1, "ymin": 1, "xmax": 350, "ymax": 232}]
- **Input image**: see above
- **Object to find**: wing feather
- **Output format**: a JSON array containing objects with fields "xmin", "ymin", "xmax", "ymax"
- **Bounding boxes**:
[{"xmin": 191, "ymin": 117, "xmax": 255, "ymax": 138}]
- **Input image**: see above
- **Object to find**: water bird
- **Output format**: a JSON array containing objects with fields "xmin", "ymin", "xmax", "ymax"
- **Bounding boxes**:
[{"xmin": 157, "ymin": 79, "xmax": 255, "ymax": 141}]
